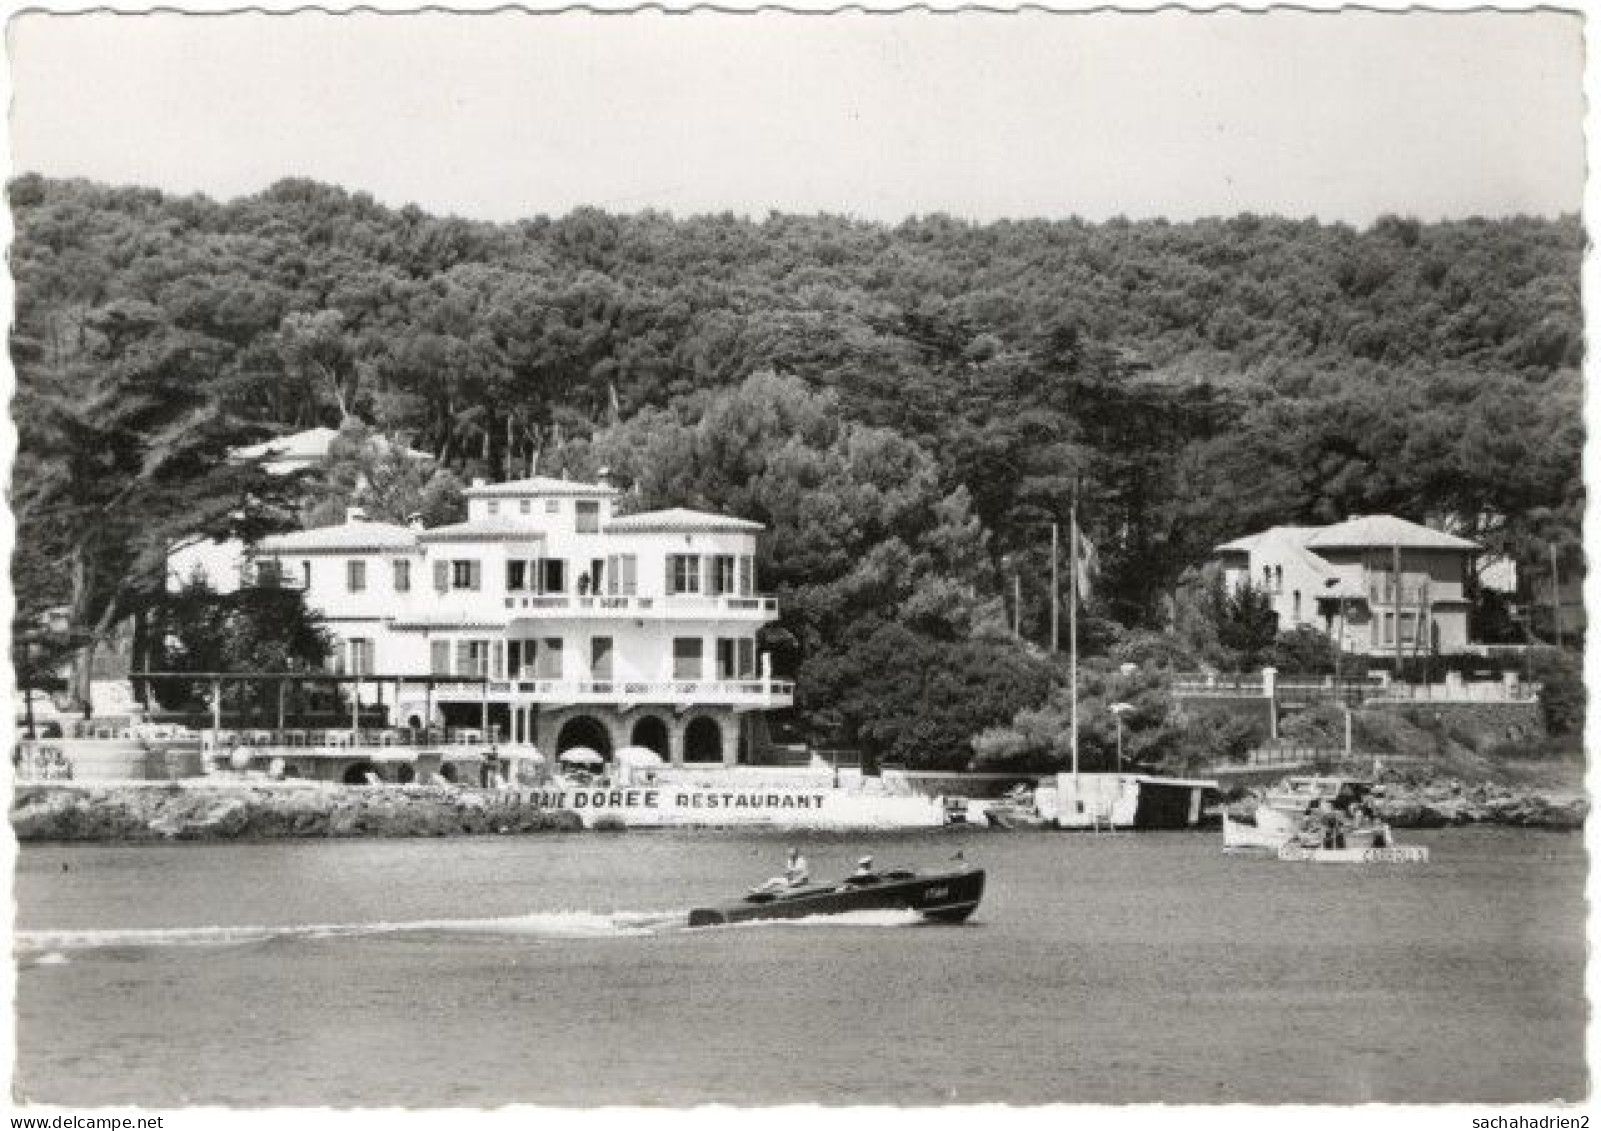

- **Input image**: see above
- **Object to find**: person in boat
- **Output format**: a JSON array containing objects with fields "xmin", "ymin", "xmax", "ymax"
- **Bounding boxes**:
[
  {"xmin": 849, "ymin": 856, "xmax": 876, "ymax": 882},
  {"xmin": 784, "ymin": 847, "xmax": 810, "ymax": 887},
  {"xmin": 1318, "ymin": 800, "xmax": 1345, "ymax": 850},
  {"xmin": 753, "ymin": 848, "xmax": 812, "ymax": 895}
]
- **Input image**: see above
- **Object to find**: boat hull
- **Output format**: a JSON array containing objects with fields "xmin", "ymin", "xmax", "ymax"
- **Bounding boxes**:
[
  {"xmin": 1277, "ymin": 843, "xmax": 1428, "ymax": 864},
  {"xmin": 688, "ymin": 868, "xmax": 985, "ymax": 927}
]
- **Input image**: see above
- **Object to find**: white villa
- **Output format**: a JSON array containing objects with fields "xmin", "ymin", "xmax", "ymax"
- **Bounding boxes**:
[
  {"xmin": 249, "ymin": 475, "xmax": 791, "ymax": 768},
  {"xmin": 1213, "ymin": 514, "xmax": 1482, "ymax": 656}
]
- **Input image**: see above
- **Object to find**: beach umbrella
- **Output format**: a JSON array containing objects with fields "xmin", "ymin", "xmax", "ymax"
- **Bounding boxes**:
[
  {"xmin": 614, "ymin": 746, "xmax": 665, "ymax": 768},
  {"xmin": 559, "ymin": 747, "xmax": 605, "ymax": 766}
]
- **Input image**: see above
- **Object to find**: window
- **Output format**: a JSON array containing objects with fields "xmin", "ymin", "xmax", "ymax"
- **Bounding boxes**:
[
  {"xmin": 711, "ymin": 555, "xmax": 736, "ymax": 595},
  {"xmin": 738, "ymin": 638, "xmax": 756, "ymax": 679},
  {"xmin": 301, "ymin": 560, "xmax": 311, "ymax": 589},
  {"xmin": 546, "ymin": 499, "xmax": 560, "ymax": 514},
  {"xmin": 347, "ymin": 560, "xmax": 367, "ymax": 593},
  {"xmin": 393, "ymin": 560, "xmax": 411, "ymax": 593},
  {"xmin": 591, "ymin": 636, "xmax": 613, "ymax": 681},
  {"xmin": 488, "ymin": 500, "xmax": 500, "ymax": 515},
  {"xmin": 491, "ymin": 641, "xmax": 505, "ymax": 679},
  {"xmin": 716, "ymin": 638, "xmax": 736, "ymax": 679},
  {"xmin": 576, "ymin": 500, "xmax": 600, "ymax": 533},
  {"xmin": 673, "ymin": 637, "xmax": 704, "ymax": 680},
  {"xmin": 256, "ymin": 559, "xmax": 282, "ymax": 588},
  {"xmin": 433, "ymin": 560, "xmax": 450, "ymax": 593},
  {"xmin": 430, "ymin": 640, "xmax": 451, "ymax": 675},
  {"xmin": 456, "ymin": 640, "xmax": 490, "ymax": 677},
  {"xmin": 452, "ymin": 560, "xmax": 481, "ymax": 591},
  {"xmin": 509, "ymin": 640, "xmax": 534, "ymax": 679},
  {"xmin": 348, "ymin": 638, "xmax": 374, "ymax": 676},
  {"xmin": 536, "ymin": 638, "xmax": 564, "ymax": 679},
  {"xmin": 606, "ymin": 554, "xmax": 638, "ymax": 596},
  {"xmin": 519, "ymin": 499, "xmax": 531, "ymax": 515},
  {"xmin": 738, "ymin": 555, "xmax": 754, "ymax": 595},
  {"xmin": 668, "ymin": 554, "xmax": 701, "ymax": 595},
  {"xmin": 507, "ymin": 560, "xmax": 527, "ymax": 592},
  {"xmin": 540, "ymin": 558, "xmax": 566, "ymax": 593}
]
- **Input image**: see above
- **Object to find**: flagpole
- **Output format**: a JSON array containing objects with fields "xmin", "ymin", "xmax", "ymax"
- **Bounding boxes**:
[
  {"xmin": 1069, "ymin": 494, "xmax": 1079, "ymax": 788},
  {"xmin": 1050, "ymin": 523, "xmax": 1060, "ymax": 654}
]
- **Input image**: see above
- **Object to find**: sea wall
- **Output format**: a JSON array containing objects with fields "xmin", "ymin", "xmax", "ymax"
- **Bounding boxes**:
[{"xmin": 11, "ymin": 783, "xmax": 584, "ymax": 842}]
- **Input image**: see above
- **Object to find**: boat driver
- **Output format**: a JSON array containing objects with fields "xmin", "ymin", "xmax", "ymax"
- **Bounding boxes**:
[{"xmin": 784, "ymin": 848, "xmax": 810, "ymax": 887}]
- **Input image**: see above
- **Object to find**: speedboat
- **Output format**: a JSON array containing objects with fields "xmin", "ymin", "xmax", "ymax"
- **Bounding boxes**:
[{"xmin": 687, "ymin": 862, "xmax": 985, "ymax": 927}]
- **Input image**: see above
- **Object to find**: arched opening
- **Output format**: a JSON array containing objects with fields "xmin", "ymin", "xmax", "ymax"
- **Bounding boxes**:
[
  {"xmin": 343, "ymin": 761, "xmax": 379, "ymax": 785},
  {"xmin": 396, "ymin": 764, "xmax": 416, "ymax": 785},
  {"xmin": 684, "ymin": 716, "xmax": 723, "ymax": 764},
  {"xmin": 407, "ymin": 714, "xmax": 423, "ymax": 730},
  {"xmin": 556, "ymin": 715, "xmax": 612, "ymax": 758},
  {"xmin": 438, "ymin": 762, "xmax": 459, "ymax": 784},
  {"xmin": 630, "ymin": 715, "xmax": 670, "ymax": 757}
]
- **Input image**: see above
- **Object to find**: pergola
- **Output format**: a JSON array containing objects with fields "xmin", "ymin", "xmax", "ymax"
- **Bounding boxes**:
[{"xmin": 132, "ymin": 671, "xmax": 495, "ymax": 743}]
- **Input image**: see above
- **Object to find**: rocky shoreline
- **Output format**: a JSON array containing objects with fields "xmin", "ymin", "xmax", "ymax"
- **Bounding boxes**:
[
  {"xmin": 1369, "ymin": 781, "xmax": 1587, "ymax": 830},
  {"xmin": 10, "ymin": 777, "xmax": 1588, "ymax": 842},
  {"xmin": 11, "ymin": 782, "xmax": 585, "ymax": 842}
]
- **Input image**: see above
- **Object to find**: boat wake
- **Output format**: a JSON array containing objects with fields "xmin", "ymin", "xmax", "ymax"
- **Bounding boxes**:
[
  {"xmin": 14, "ymin": 909, "xmax": 688, "ymax": 953},
  {"xmin": 696, "ymin": 908, "xmax": 926, "ymax": 931}
]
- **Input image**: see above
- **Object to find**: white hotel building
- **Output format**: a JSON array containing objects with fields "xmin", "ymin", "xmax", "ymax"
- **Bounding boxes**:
[{"xmin": 250, "ymin": 476, "xmax": 792, "ymax": 767}]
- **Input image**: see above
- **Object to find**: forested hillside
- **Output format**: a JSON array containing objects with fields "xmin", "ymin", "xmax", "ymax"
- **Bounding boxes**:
[{"xmin": 10, "ymin": 175, "xmax": 1584, "ymax": 759}]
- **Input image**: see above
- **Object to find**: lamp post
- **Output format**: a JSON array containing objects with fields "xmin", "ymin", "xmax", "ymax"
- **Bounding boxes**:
[{"xmin": 1109, "ymin": 702, "xmax": 1133, "ymax": 774}]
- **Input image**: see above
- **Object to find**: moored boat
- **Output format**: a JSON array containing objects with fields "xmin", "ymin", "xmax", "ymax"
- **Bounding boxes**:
[
  {"xmin": 687, "ymin": 863, "xmax": 985, "ymax": 927},
  {"xmin": 1225, "ymin": 809, "xmax": 1396, "ymax": 852}
]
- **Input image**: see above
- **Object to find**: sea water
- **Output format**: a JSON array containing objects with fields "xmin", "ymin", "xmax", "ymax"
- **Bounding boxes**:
[{"xmin": 12, "ymin": 827, "xmax": 1588, "ymax": 1106}]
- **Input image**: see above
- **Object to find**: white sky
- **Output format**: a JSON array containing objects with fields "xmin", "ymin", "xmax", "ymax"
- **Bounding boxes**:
[{"xmin": 5, "ymin": 8, "xmax": 1587, "ymax": 224}]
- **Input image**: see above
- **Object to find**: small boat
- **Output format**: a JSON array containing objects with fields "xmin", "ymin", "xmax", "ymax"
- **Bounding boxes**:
[
  {"xmin": 1277, "ymin": 842, "xmax": 1429, "ymax": 864},
  {"xmin": 687, "ymin": 863, "xmax": 986, "ymax": 927},
  {"xmin": 1222, "ymin": 810, "xmax": 1294, "ymax": 851},
  {"xmin": 1223, "ymin": 808, "xmax": 1394, "ymax": 852}
]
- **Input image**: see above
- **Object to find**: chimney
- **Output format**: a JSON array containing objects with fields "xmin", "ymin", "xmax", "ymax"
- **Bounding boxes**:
[
  {"xmin": 346, "ymin": 505, "xmax": 366, "ymax": 524},
  {"xmin": 406, "ymin": 512, "xmax": 424, "ymax": 531}
]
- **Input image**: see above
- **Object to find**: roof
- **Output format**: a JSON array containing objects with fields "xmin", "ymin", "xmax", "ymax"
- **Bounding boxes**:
[
  {"xmin": 1217, "ymin": 516, "xmax": 1478, "ymax": 558},
  {"xmin": 463, "ymin": 476, "xmax": 618, "ymax": 499},
  {"xmin": 1305, "ymin": 515, "xmax": 1479, "ymax": 552},
  {"xmin": 1215, "ymin": 526, "xmax": 1338, "ymax": 583},
  {"xmin": 258, "ymin": 520, "xmax": 421, "ymax": 554},
  {"xmin": 418, "ymin": 517, "xmax": 550, "ymax": 543},
  {"xmin": 1214, "ymin": 526, "xmax": 1322, "ymax": 555},
  {"xmin": 234, "ymin": 426, "xmax": 432, "ymax": 473},
  {"xmin": 604, "ymin": 507, "xmax": 765, "ymax": 535}
]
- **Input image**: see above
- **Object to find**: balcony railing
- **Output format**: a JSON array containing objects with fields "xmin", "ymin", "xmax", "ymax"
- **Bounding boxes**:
[
  {"xmin": 430, "ymin": 677, "xmax": 795, "ymax": 706},
  {"xmin": 1368, "ymin": 580, "xmax": 1430, "ymax": 606},
  {"xmin": 500, "ymin": 594, "xmax": 779, "ymax": 617}
]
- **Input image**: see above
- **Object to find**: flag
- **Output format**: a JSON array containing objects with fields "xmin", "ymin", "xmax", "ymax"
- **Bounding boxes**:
[{"xmin": 1072, "ymin": 521, "xmax": 1099, "ymax": 607}]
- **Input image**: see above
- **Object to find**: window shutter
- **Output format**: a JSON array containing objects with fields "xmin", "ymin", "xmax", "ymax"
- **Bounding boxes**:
[
  {"xmin": 470, "ymin": 561, "xmax": 482, "ymax": 591},
  {"xmin": 434, "ymin": 561, "xmax": 449, "ymax": 592}
]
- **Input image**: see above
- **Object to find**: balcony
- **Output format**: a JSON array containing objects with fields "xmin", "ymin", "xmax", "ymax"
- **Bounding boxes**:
[
  {"xmin": 499, "ymin": 593, "xmax": 780, "ymax": 620},
  {"xmin": 1368, "ymin": 580, "xmax": 1430, "ymax": 606},
  {"xmin": 429, "ymin": 677, "xmax": 795, "ymax": 709}
]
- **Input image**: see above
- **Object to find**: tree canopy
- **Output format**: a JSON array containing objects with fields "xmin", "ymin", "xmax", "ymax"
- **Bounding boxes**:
[{"xmin": 10, "ymin": 175, "xmax": 1584, "ymax": 749}]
